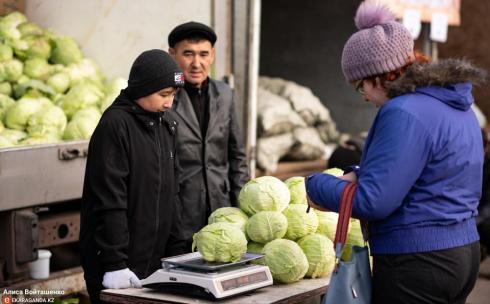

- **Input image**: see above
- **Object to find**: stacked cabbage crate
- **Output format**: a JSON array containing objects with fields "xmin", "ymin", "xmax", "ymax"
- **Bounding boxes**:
[
  {"xmin": 192, "ymin": 169, "xmax": 365, "ymax": 284},
  {"xmin": 0, "ymin": 12, "xmax": 127, "ymax": 148}
]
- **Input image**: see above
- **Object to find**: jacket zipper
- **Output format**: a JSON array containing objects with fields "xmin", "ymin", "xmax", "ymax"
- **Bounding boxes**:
[{"xmin": 144, "ymin": 116, "xmax": 162, "ymax": 276}]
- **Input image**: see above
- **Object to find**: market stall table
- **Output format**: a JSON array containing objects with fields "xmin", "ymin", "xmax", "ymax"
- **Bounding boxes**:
[{"xmin": 100, "ymin": 276, "xmax": 330, "ymax": 304}]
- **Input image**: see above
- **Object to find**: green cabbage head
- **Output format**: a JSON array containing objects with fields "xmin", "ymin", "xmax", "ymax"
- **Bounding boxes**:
[
  {"xmin": 71, "ymin": 106, "xmax": 102, "ymax": 122},
  {"xmin": 283, "ymin": 204, "xmax": 319, "ymax": 241},
  {"xmin": 0, "ymin": 12, "xmax": 26, "ymax": 40},
  {"xmin": 2, "ymin": 59, "xmax": 23, "ymax": 82},
  {"xmin": 66, "ymin": 59, "xmax": 104, "ymax": 87},
  {"xmin": 23, "ymin": 58, "xmax": 52, "ymax": 80},
  {"xmin": 0, "ymin": 43, "xmax": 13, "ymax": 61},
  {"xmin": 101, "ymin": 77, "xmax": 127, "ymax": 111},
  {"xmin": 0, "ymin": 135, "xmax": 15, "ymax": 148},
  {"xmin": 239, "ymin": 176, "xmax": 290, "ymax": 216},
  {"xmin": 63, "ymin": 110, "xmax": 100, "ymax": 140},
  {"xmin": 192, "ymin": 222, "xmax": 247, "ymax": 263},
  {"xmin": 246, "ymin": 211, "xmax": 288, "ymax": 244},
  {"xmin": 297, "ymin": 233, "xmax": 335, "ymax": 278},
  {"xmin": 17, "ymin": 22, "xmax": 44, "ymax": 37},
  {"xmin": 58, "ymin": 82, "xmax": 104, "ymax": 119},
  {"xmin": 0, "ymin": 128, "xmax": 27, "ymax": 144},
  {"xmin": 18, "ymin": 134, "xmax": 59, "ymax": 146},
  {"xmin": 5, "ymin": 97, "xmax": 53, "ymax": 130},
  {"xmin": 247, "ymin": 241, "xmax": 265, "ymax": 265},
  {"xmin": 63, "ymin": 117, "xmax": 98, "ymax": 140},
  {"xmin": 247, "ymin": 241, "xmax": 264, "ymax": 254},
  {"xmin": 25, "ymin": 36, "xmax": 51, "ymax": 60},
  {"xmin": 50, "ymin": 36, "xmax": 83, "ymax": 65},
  {"xmin": 315, "ymin": 210, "xmax": 339, "ymax": 241},
  {"xmin": 324, "ymin": 167, "xmax": 344, "ymax": 177},
  {"xmin": 284, "ymin": 176, "xmax": 307, "ymax": 204},
  {"xmin": 0, "ymin": 82, "xmax": 12, "ymax": 96},
  {"xmin": 0, "ymin": 93, "xmax": 15, "ymax": 121},
  {"xmin": 27, "ymin": 105, "xmax": 67, "ymax": 138},
  {"xmin": 341, "ymin": 219, "xmax": 365, "ymax": 261},
  {"xmin": 262, "ymin": 239, "xmax": 308, "ymax": 283},
  {"xmin": 47, "ymin": 72, "xmax": 70, "ymax": 94},
  {"xmin": 208, "ymin": 207, "xmax": 249, "ymax": 232}
]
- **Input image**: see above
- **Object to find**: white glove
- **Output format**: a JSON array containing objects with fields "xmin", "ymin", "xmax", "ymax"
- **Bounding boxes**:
[{"xmin": 102, "ymin": 268, "xmax": 142, "ymax": 289}]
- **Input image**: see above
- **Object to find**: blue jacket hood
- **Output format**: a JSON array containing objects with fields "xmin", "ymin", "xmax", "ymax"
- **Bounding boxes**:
[
  {"xmin": 415, "ymin": 82, "xmax": 473, "ymax": 111},
  {"xmin": 386, "ymin": 59, "xmax": 486, "ymax": 112}
]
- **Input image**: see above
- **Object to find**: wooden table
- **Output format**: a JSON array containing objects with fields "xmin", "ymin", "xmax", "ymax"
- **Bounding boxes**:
[{"xmin": 100, "ymin": 276, "xmax": 330, "ymax": 304}]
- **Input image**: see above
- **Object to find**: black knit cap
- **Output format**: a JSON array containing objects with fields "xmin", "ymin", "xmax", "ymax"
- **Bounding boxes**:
[
  {"xmin": 168, "ymin": 21, "xmax": 217, "ymax": 47},
  {"xmin": 126, "ymin": 49, "xmax": 184, "ymax": 100}
]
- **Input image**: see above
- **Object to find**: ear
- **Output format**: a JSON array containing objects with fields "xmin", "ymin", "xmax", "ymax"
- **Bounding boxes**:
[
  {"xmin": 209, "ymin": 47, "xmax": 216, "ymax": 65},
  {"xmin": 169, "ymin": 47, "xmax": 176, "ymax": 57},
  {"xmin": 374, "ymin": 77, "xmax": 385, "ymax": 89}
]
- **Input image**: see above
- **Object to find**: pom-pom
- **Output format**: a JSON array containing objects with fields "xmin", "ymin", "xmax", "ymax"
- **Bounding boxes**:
[{"xmin": 354, "ymin": 0, "xmax": 396, "ymax": 30}]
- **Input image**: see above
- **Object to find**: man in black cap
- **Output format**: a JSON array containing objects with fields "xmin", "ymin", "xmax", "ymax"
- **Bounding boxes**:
[
  {"xmin": 168, "ymin": 21, "xmax": 249, "ymax": 253},
  {"xmin": 80, "ymin": 49, "xmax": 184, "ymax": 303}
]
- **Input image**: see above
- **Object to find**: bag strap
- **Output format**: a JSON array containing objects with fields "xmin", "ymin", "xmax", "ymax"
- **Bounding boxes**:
[{"xmin": 333, "ymin": 182, "xmax": 357, "ymax": 259}]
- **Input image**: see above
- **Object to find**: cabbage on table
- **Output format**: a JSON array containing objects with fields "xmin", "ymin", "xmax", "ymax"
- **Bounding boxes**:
[
  {"xmin": 239, "ymin": 176, "xmax": 290, "ymax": 216},
  {"xmin": 262, "ymin": 239, "xmax": 308, "ymax": 283},
  {"xmin": 283, "ymin": 204, "xmax": 319, "ymax": 241},
  {"xmin": 324, "ymin": 167, "xmax": 344, "ymax": 177},
  {"xmin": 247, "ymin": 241, "xmax": 265, "ymax": 265},
  {"xmin": 192, "ymin": 222, "xmax": 247, "ymax": 263},
  {"xmin": 297, "ymin": 233, "xmax": 335, "ymax": 278},
  {"xmin": 315, "ymin": 210, "xmax": 339, "ymax": 241},
  {"xmin": 208, "ymin": 207, "xmax": 249, "ymax": 233},
  {"xmin": 246, "ymin": 211, "xmax": 288, "ymax": 244},
  {"xmin": 284, "ymin": 176, "xmax": 307, "ymax": 204},
  {"xmin": 341, "ymin": 219, "xmax": 365, "ymax": 261}
]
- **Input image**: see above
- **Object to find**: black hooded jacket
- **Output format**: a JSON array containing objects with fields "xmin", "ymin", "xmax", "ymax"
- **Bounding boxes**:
[{"xmin": 80, "ymin": 92, "xmax": 180, "ymax": 282}]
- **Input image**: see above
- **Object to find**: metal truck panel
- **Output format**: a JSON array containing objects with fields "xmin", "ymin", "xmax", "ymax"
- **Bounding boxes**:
[{"xmin": 0, "ymin": 140, "xmax": 89, "ymax": 212}]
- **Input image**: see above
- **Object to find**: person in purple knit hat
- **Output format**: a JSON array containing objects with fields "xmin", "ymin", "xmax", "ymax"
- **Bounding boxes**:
[{"xmin": 305, "ymin": 1, "xmax": 486, "ymax": 303}]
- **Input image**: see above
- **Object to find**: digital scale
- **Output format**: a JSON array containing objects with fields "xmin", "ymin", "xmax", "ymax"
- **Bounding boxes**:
[{"xmin": 141, "ymin": 252, "xmax": 273, "ymax": 300}]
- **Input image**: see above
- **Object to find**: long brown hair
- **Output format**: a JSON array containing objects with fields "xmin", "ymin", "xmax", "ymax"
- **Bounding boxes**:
[{"xmin": 364, "ymin": 50, "xmax": 431, "ymax": 87}]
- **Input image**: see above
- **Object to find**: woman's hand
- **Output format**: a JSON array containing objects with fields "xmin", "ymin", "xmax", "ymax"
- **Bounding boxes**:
[
  {"xmin": 306, "ymin": 194, "xmax": 330, "ymax": 212},
  {"xmin": 339, "ymin": 171, "xmax": 357, "ymax": 182}
]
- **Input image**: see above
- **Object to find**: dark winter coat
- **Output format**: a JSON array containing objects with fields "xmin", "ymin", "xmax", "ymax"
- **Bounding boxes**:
[
  {"xmin": 172, "ymin": 78, "xmax": 249, "ymax": 244},
  {"xmin": 80, "ymin": 92, "xmax": 180, "ymax": 282}
]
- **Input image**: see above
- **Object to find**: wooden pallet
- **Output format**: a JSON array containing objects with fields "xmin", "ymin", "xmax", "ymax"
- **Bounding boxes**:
[{"xmin": 256, "ymin": 158, "xmax": 327, "ymax": 180}]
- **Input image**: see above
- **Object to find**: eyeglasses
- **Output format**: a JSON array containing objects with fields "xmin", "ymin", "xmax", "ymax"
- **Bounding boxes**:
[{"xmin": 355, "ymin": 79, "xmax": 365, "ymax": 95}]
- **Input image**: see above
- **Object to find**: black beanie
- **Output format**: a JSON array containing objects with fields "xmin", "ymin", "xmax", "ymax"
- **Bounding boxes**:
[
  {"xmin": 168, "ymin": 21, "xmax": 217, "ymax": 47},
  {"xmin": 126, "ymin": 49, "xmax": 184, "ymax": 100}
]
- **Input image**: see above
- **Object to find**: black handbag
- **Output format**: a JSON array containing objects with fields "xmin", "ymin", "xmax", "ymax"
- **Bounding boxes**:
[{"xmin": 323, "ymin": 182, "xmax": 372, "ymax": 304}]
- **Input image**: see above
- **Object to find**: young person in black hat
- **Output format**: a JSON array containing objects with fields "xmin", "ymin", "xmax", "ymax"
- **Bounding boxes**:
[
  {"xmin": 79, "ymin": 49, "xmax": 184, "ymax": 304},
  {"xmin": 167, "ymin": 21, "xmax": 249, "ymax": 253}
]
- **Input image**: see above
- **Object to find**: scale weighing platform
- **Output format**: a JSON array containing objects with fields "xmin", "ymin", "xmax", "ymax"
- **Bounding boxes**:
[{"xmin": 141, "ymin": 252, "xmax": 273, "ymax": 300}]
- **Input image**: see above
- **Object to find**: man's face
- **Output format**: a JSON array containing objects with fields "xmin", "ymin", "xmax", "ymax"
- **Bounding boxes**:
[{"xmin": 170, "ymin": 39, "xmax": 215, "ymax": 88}]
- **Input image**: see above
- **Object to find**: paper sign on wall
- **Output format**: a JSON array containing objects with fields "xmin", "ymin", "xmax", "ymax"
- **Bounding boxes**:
[
  {"xmin": 430, "ymin": 12, "xmax": 448, "ymax": 42},
  {"xmin": 377, "ymin": 0, "xmax": 460, "ymax": 26},
  {"xmin": 403, "ymin": 9, "xmax": 422, "ymax": 39}
]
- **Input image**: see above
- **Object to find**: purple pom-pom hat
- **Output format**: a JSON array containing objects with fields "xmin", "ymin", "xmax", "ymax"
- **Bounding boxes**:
[{"xmin": 341, "ymin": 0, "xmax": 415, "ymax": 82}]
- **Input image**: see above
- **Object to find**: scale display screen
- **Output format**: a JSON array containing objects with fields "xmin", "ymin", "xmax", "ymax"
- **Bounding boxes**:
[{"xmin": 220, "ymin": 271, "xmax": 268, "ymax": 291}]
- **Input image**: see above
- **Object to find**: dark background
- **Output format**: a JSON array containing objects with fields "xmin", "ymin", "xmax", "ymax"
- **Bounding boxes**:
[{"xmin": 260, "ymin": 0, "xmax": 490, "ymax": 134}]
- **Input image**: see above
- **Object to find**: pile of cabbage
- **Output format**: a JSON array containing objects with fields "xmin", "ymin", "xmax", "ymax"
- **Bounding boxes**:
[
  {"xmin": 192, "ymin": 168, "xmax": 366, "ymax": 284},
  {"xmin": 0, "ymin": 12, "xmax": 127, "ymax": 149}
]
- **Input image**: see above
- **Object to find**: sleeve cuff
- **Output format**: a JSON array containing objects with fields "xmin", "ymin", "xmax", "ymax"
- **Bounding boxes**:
[
  {"xmin": 103, "ymin": 261, "xmax": 127, "ymax": 272},
  {"xmin": 344, "ymin": 165, "xmax": 360, "ymax": 176}
]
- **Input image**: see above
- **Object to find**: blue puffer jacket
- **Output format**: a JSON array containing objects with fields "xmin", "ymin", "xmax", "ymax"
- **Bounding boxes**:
[{"xmin": 306, "ymin": 59, "xmax": 485, "ymax": 254}]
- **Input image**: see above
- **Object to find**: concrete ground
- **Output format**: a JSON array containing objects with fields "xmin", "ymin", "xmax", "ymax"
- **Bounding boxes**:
[{"xmin": 467, "ymin": 257, "xmax": 490, "ymax": 304}]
